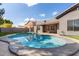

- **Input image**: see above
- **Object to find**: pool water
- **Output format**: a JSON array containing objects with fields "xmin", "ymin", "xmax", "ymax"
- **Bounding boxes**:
[{"xmin": 9, "ymin": 33, "xmax": 66, "ymax": 48}]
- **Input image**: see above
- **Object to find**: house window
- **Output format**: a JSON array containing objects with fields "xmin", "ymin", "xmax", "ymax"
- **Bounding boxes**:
[
  {"xmin": 57, "ymin": 24, "xmax": 59, "ymax": 29},
  {"xmin": 74, "ymin": 20, "xmax": 79, "ymax": 31},
  {"xmin": 67, "ymin": 19, "xmax": 79, "ymax": 31},
  {"xmin": 67, "ymin": 20, "xmax": 74, "ymax": 31}
]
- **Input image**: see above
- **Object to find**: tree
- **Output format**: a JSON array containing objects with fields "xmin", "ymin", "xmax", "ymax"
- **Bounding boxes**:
[
  {"xmin": 0, "ymin": 3, "xmax": 2, "ymax": 5},
  {"xmin": 0, "ymin": 3, "xmax": 13, "ymax": 29},
  {"xmin": 0, "ymin": 3, "xmax": 5, "ymax": 25},
  {"xmin": 0, "ymin": 8, "xmax": 5, "ymax": 17},
  {"xmin": 0, "ymin": 3, "xmax": 5, "ymax": 32},
  {"xmin": 4, "ymin": 19, "xmax": 13, "ymax": 24},
  {"xmin": 0, "ymin": 18, "xmax": 4, "ymax": 25}
]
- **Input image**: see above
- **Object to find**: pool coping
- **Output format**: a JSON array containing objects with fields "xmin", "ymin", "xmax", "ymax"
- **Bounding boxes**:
[{"xmin": 37, "ymin": 33, "xmax": 79, "ymax": 44}]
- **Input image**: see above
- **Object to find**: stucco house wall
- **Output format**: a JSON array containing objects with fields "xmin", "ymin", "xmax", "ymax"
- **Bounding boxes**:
[
  {"xmin": 34, "ymin": 26, "xmax": 37, "ymax": 33},
  {"xmin": 37, "ymin": 26, "xmax": 43, "ymax": 33},
  {"xmin": 57, "ymin": 10, "xmax": 79, "ymax": 35},
  {"xmin": 34, "ymin": 26, "xmax": 43, "ymax": 33}
]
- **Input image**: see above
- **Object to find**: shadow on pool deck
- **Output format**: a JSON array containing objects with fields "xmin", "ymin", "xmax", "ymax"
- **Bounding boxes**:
[
  {"xmin": 31, "ymin": 43, "xmax": 79, "ymax": 56},
  {"xmin": 37, "ymin": 43, "xmax": 79, "ymax": 56},
  {"xmin": 9, "ymin": 43, "xmax": 79, "ymax": 56}
]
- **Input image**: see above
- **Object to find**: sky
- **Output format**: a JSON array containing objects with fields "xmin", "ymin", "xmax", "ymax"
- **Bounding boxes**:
[{"xmin": 0, "ymin": 3, "xmax": 74, "ymax": 26}]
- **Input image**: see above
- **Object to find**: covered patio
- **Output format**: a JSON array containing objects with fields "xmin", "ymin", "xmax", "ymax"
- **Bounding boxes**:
[
  {"xmin": 37, "ymin": 19, "xmax": 59, "ymax": 33},
  {"xmin": 43, "ymin": 23, "xmax": 59, "ymax": 33}
]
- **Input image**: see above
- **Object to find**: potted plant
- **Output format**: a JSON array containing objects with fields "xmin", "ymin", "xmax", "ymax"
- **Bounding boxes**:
[{"xmin": 60, "ymin": 31, "xmax": 65, "ymax": 36}]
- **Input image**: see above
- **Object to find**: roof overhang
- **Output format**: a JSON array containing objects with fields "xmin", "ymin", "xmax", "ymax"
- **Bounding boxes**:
[
  {"xmin": 37, "ymin": 19, "xmax": 59, "ymax": 26},
  {"xmin": 56, "ymin": 3, "xmax": 79, "ymax": 19}
]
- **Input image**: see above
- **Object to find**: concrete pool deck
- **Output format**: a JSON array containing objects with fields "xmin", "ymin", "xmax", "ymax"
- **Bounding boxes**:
[
  {"xmin": 0, "ymin": 41, "xmax": 15, "ymax": 56},
  {"xmin": 38, "ymin": 33, "xmax": 79, "ymax": 44},
  {"xmin": 0, "ymin": 33, "xmax": 79, "ymax": 56}
]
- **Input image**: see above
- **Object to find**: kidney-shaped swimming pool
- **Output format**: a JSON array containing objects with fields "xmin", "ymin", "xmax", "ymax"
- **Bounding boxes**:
[{"xmin": 8, "ymin": 33, "xmax": 66, "ymax": 48}]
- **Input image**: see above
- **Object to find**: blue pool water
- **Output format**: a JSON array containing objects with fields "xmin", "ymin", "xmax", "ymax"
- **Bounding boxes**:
[{"xmin": 8, "ymin": 33, "xmax": 66, "ymax": 48}]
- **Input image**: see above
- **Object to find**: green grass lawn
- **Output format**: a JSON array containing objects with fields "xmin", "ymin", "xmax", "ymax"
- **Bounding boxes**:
[
  {"xmin": 0, "ymin": 32, "xmax": 19, "ymax": 37},
  {"xmin": 67, "ymin": 36, "xmax": 79, "ymax": 40}
]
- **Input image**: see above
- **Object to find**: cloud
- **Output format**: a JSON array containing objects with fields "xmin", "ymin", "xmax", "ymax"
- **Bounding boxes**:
[
  {"xmin": 39, "ymin": 14, "xmax": 46, "ymax": 17},
  {"xmin": 30, "ymin": 18, "xmax": 36, "ymax": 21},
  {"xmin": 52, "ymin": 11, "xmax": 58, "ymax": 16},
  {"xmin": 25, "ymin": 3, "xmax": 38, "ymax": 7},
  {"xmin": 24, "ymin": 18, "xmax": 29, "ymax": 22},
  {"xmin": 18, "ymin": 18, "xmax": 29, "ymax": 26},
  {"xmin": 18, "ymin": 18, "xmax": 36, "ymax": 26},
  {"xmin": 3, "ymin": 17, "xmax": 6, "ymax": 19},
  {"xmin": 12, "ymin": 24, "xmax": 18, "ymax": 27},
  {"xmin": 20, "ymin": 18, "xmax": 29, "ymax": 26},
  {"xmin": 24, "ymin": 18, "xmax": 36, "ymax": 22},
  {"xmin": 18, "ymin": 23, "xmax": 25, "ymax": 26}
]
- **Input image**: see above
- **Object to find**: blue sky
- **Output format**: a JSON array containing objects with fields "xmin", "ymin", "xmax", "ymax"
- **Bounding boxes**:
[{"xmin": 0, "ymin": 3, "xmax": 74, "ymax": 26}]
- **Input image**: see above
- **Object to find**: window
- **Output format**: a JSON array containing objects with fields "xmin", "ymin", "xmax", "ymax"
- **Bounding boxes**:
[
  {"xmin": 57, "ymin": 24, "xmax": 59, "ymax": 29},
  {"xmin": 74, "ymin": 20, "xmax": 79, "ymax": 31},
  {"xmin": 67, "ymin": 19, "xmax": 79, "ymax": 31},
  {"xmin": 67, "ymin": 20, "xmax": 74, "ymax": 31}
]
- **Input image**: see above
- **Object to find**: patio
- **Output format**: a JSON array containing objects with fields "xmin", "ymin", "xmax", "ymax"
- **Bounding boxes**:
[{"xmin": 0, "ymin": 34, "xmax": 79, "ymax": 56}]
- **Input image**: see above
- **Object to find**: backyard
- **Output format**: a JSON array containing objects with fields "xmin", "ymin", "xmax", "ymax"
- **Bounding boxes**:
[
  {"xmin": 67, "ymin": 36, "xmax": 79, "ymax": 40},
  {"xmin": 0, "ymin": 3, "xmax": 79, "ymax": 56}
]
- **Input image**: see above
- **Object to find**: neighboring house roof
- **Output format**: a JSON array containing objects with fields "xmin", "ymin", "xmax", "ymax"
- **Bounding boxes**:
[
  {"xmin": 56, "ymin": 3, "xmax": 79, "ymax": 19},
  {"xmin": 24, "ymin": 21, "xmax": 36, "ymax": 28},
  {"xmin": 18, "ymin": 21, "xmax": 36, "ymax": 28}
]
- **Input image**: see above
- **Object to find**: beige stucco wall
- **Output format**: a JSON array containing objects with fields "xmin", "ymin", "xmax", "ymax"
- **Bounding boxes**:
[
  {"xmin": 37, "ymin": 26, "xmax": 43, "ymax": 33},
  {"xmin": 34, "ymin": 26, "xmax": 43, "ymax": 33},
  {"xmin": 34, "ymin": 26, "xmax": 37, "ymax": 33},
  {"xmin": 57, "ymin": 10, "xmax": 79, "ymax": 35}
]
